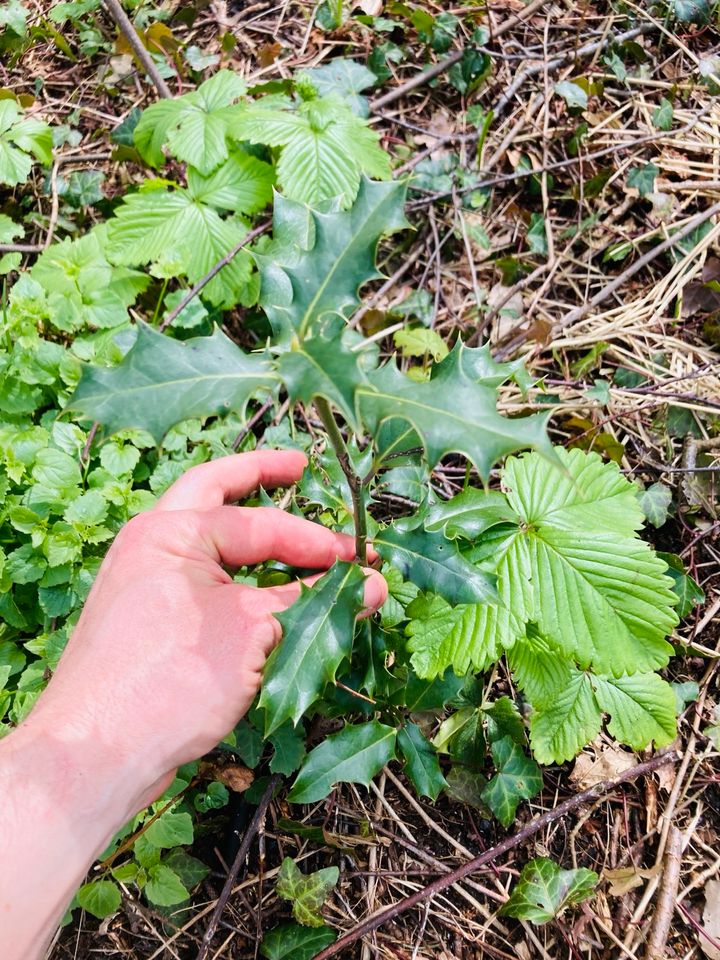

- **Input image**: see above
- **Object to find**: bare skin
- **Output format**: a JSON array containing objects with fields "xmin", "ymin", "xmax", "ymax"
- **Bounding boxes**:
[{"xmin": 0, "ymin": 450, "xmax": 387, "ymax": 960}]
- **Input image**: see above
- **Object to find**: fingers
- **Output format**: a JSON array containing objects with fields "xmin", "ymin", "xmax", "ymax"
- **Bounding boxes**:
[
  {"xmin": 154, "ymin": 450, "xmax": 308, "ymax": 512},
  {"xmin": 255, "ymin": 569, "xmax": 388, "ymax": 617},
  {"xmin": 193, "ymin": 506, "xmax": 378, "ymax": 569}
]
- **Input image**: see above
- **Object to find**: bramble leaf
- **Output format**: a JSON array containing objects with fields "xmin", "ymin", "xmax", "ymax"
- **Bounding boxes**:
[
  {"xmin": 0, "ymin": 100, "xmax": 52, "ymax": 187},
  {"xmin": 259, "ymin": 561, "xmax": 366, "ymax": 736},
  {"xmin": 481, "ymin": 736, "xmax": 542, "ymax": 827},
  {"xmin": 276, "ymin": 858, "xmax": 338, "ymax": 927},
  {"xmin": 359, "ymin": 345, "xmax": 554, "ymax": 480},
  {"xmin": 501, "ymin": 858, "xmax": 597, "ymax": 923},
  {"xmin": 375, "ymin": 527, "xmax": 497, "ymax": 606},
  {"xmin": 258, "ymin": 178, "xmax": 408, "ymax": 344},
  {"xmin": 288, "ymin": 721, "xmax": 396, "ymax": 803},
  {"xmin": 593, "ymin": 673, "xmax": 677, "ymax": 750},
  {"xmin": 67, "ymin": 324, "xmax": 278, "ymax": 442},
  {"xmin": 397, "ymin": 721, "xmax": 447, "ymax": 800},
  {"xmin": 261, "ymin": 923, "xmax": 336, "ymax": 960},
  {"xmin": 231, "ymin": 96, "xmax": 390, "ymax": 207}
]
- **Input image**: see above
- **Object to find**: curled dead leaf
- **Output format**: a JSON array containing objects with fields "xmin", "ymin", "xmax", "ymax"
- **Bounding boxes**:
[
  {"xmin": 198, "ymin": 761, "xmax": 254, "ymax": 793},
  {"xmin": 570, "ymin": 745, "xmax": 635, "ymax": 790},
  {"xmin": 604, "ymin": 865, "xmax": 659, "ymax": 897}
]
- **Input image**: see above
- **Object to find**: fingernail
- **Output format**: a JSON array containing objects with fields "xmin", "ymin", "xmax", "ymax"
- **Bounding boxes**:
[{"xmin": 360, "ymin": 570, "xmax": 387, "ymax": 615}]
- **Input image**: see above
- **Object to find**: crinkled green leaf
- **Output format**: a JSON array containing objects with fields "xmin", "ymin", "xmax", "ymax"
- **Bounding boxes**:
[
  {"xmin": 261, "ymin": 923, "xmax": 336, "ymax": 960},
  {"xmin": 231, "ymin": 96, "xmax": 390, "ymax": 207},
  {"xmin": 501, "ymin": 858, "xmax": 598, "ymax": 923},
  {"xmin": 481, "ymin": 736, "xmax": 542, "ymax": 827},
  {"xmin": 67, "ymin": 324, "xmax": 277, "ymax": 442},
  {"xmin": 529, "ymin": 670, "xmax": 602, "ymax": 764},
  {"xmin": 288, "ymin": 721, "xmax": 396, "ymax": 803},
  {"xmin": 259, "ymin": 562, "xmax": 366, "ymax": 735},
  {"xmin": 276, "ymin": 858, "xmax": 338, "ymax": 927},
  {"xmin": 187, "ymin": 148, "xmax": 275, "ymax": 214},
  {"xmin": 398, "ymin": 721, "xmax": 447, "ymax": 800}
]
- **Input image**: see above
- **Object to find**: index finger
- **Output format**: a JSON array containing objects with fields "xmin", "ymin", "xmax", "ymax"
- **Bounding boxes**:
[{"xmin": 154, "ymin": 450, "xmax": 308, "ymax": 512}]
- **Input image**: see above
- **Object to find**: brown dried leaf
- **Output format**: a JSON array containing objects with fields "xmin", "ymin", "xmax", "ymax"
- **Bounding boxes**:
[
  {"xmin": 570, "ymin": 745, "xmax": 635, "ymax": 790},
  {"xmin": 604, "ymin": 865, "xmax": 658, "ymax": 897},
  {"xmin": 258, "ymin": 42, "xmax": 282, "ymax": 67},
  {"xmin": 198, "ymin": 761, "xmax": 254, "ymax": 793}
]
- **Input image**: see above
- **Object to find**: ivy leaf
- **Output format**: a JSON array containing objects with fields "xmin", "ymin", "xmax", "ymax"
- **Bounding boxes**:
[
  {"xmin": 259, "ymin": 561, "xmax": 367, "ymax": 736},
  {"xmin": 261, "ymin": 923, "xmax": 336, "ymax": 960},
  {"xmin": 359, "ymin": 344, "xmax": 554, "ymax": 481},
  {"xmin": 67, "ymin": 324, "xmax": 278, "ymax": 443},
  {"xmin": 77, "ymin": 880, "xmax": 121, "ymax": 919},
  {"xmin": 276, "ymin": 858, "xmax": 339, "ymax": 927},
  {"xmin": 375, "ymin": 527, "xmax": 497, "ymax": 606},
  {"xmin": 0, "ymin": 100, "xmax": 52, "ymax": 187},
  {"xmin": 303, "ymin": 59, "xmax": 377, "ymax": 117},
  {"xmin": 481, "ymin": 737, "xmax": 542, "ymax": 827},
  {"xmin": 134, "ymin": 69, "xmax": 246, "ymax": 173},
  {"xmin": 231, "ymin": 96, "xmax": 391, "ymax": 207},
  {"xmin": 554, "ymin": 81, "xmax": 588, "ymax": 110},
  {"xmin": 288, "ymin": 721, "xmax": 396, "ymax": 803},
  {"xmin": 425, "ymin": 490, "xmax": 517, "ymax": 539},
  {"xmin": 277, "ymin": 321, "xmax": 370, "ymax": 431},
  {"xmin": 397, "ymin": 722, "xmax": 447, "ymax": 801},
  {"xmin": 502, "ymin": 449, "xmax": 678, "ymax": 675},
  {"xmin": 501, "ymin": 858, "xmax": 598, "ymax": 923},
  {"xmin": 657, "ymin": 552, "xmax": 705, "ymax": 618},
  {"xmin": 258, "ymin": 178, "xmax": 408, "ymax": 345},
  {"xmin": 269, "ymin": 722, "xmax": 307, "ymax": 775},
  {"xmin": 638, "ymin": 482, "xmax": 672, "ymax": 528},
  {"xmin": 627, "ymin": 162, "xmax": 660, "ymax": 197},
  {"xmin": 653, "ymin": 98, "xmax": 674, "ymax": 131}
]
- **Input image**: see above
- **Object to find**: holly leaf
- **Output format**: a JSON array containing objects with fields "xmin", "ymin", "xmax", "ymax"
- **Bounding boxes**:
[
  {"xmin": 397, "ymin": 721, "xmax": 447, "ymax": 801},
  {"xmin": 134, "ymin": 69, "xmax": 246, "ymax": 173},
  {"xmin": 425, "ymin": 490, "xmax": 517, "ymax": 539},
  {"xmin": 276, "ymin": 858, "xmax": 339, "ymax": 927},
  {"xmin": 259, "ymin": 562, "xmax": 367, "ymax": 736},
  {"xmin": 288, "ymin": 721, "xmax": 396, "ymax": 803},
  {"xmin": 258, "ymin": 178, "xmax": 408, "ymax": 345},
  {"xmin": 375, "ymin": 527, "xmax": 497, "ymax": 606},
  {"xmin": 481, "ymin": 736, "xmax": 542, "ymax": 827},
  {"xmin": 501, "ymin": 858, "xmax": 598, "ymax": 923},
  {"xmin": 231, "ymin": 96, "xmax": 390, "ymax": 207},
  {"xmin": 261, "ymin": 923, "xmax": 336, "ymax": 960},
  {"xmin": 359, "ymin": 344, "xmax": 554, "ymax": 480},
  {"xmin": 67, "ymin": 324, "xmax": 277, "ymax": 443}
]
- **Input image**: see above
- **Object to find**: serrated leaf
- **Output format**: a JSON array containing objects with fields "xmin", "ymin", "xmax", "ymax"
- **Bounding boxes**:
[
  {"xmin": 276, "ymin": 858, "xmax": 339, "ymax": 927},
  {"xmin": 529, "ymin": 670, "xmax": 602, "ymax": 764},
  {"xmin": 481, "ymin": 737, "xmax": 542, "ymax": 827},
  {"xmin": 288, "ymin": 721, "xmax": 396, "ymax": 803},
  {"xmin": 398, "ymin": 722, "xmax": 447, "ymax": 800},
  {"xmin": 501, "ymin": 858, "xmax": 597, "ymax": 923},
  {"xmin": 77, "ymin": 880, "xmax": 121, "ymax": 919},
  {"xmin": 359, "ymin": 344, "xmax": 553, "ymax": 481},
  {"xmin": 258, "ymin": 178, "xmax": 408, "ymax": 345},
  {"xmin": 231, "ymin": 96, "xmax": 390, "ymax": 207},
  {"xmin": 425, "ymin": 490, "xmax": 517, "ymax": 539},
  {"xmin": 144, "ymin": 810, "xmax": 194, "ymax": 848},
  {"xmin": 394, "ymin": 327, "xmax": 448, "ymax": 362},
  {"xmin": 638, "ymin": 482, "xmax": 672, "ymax": 528},
  {"xmin": 375, "ymin": 527, "xmax": 497, "ymax": 606},
  {"xmin": 67, "ymin": 324, "xmax": 277, "ymax": 443},
  {"xmin": 502, "ymin": 449, "xmax": 678, "ymax": 676},
  {"xmin": 187, "ymin": 148, "xmax": 275, "ymax": 214},
  {"xmin": 259, "ymin": 562, "xmax": 366, "ymax": 735},
  {"xmin": 303, "ymin": 59, "xmax": 376, "ymax": 117},
  {"xmin": 134, "ymin": 69, "xmax": 246, "ymax": 172},
  {"xmin": 277, "ymin": 321, "xmax": 370, "ymax": 430},
  {"xmin": 145, "ymin": 865, "xmax": 190, "ymax": 906},
  {"xmin": 593, "ymin": 673, "xmax": 676, "ymax": 750},
  {"xmin": 0, "ymin": 100, "xmax": 52, "ymax": 186},
  {"xmin": 261, "ymin": 923, "xmax": 336, "ymax": 960}
]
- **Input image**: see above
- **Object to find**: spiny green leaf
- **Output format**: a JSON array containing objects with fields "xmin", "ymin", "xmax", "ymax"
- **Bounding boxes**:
[
  {"xmin": 425, "ymin": 490, "xmax": 517, "ymax": 539},
  {"xmin": 134, "ymin": 69, "xmax": 246, "ymax": 172},
  {"xmin": 259, "ymin": 561, "xmax": 366, "ymax": 736},
  {"xmin": 261, "ymin": 923, "xmax": 336, "ymax": 960},
  {"xmin": 397, "ymin": 722, "xmax": 447, "ymax": 800},
  {"xmin": 67, "ymin": 324, "xmax": 277, "ymax": 443},
  {"xmin": 258, "ymin": 178, "xmax": 408, "ymax": 345},
  {"xmin": 288, "ymin": 721, "xmax": 396, "ymax": 803},
  {"xmin": 375, "ymin": 527, "xmax": 497, "ymax": 607},
  {"xmin": 481, "ymin": 736, "xmax": 542, "ymax": 827},
  {"xmin": 501, "ymin": 858, "xmax": 597, "ymax": 923},
  {"xmin": 359, "ymin": 344, "xmax": 554, "ymax": 481},
  {"xmin": 231, "ymin": 96, "xmax": 390, "ymax": 207},
  {"xmin": 276, "ymin": 858, "xmax": 338, "ymax": 927}
]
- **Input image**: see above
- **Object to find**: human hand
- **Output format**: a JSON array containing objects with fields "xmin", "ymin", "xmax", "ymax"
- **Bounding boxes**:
[{"xmin": 29, "ymin": 449, "xmax": 387, "ymax": 813}]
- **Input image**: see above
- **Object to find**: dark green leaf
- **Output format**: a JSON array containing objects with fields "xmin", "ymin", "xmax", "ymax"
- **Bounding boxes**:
[
  {"xmin": 627, "ymin": 162, "xmax": 659, "ymax": 197},
  {"xmin": 397, "ymin": 722, "xmax": 447, "ymax": 800},
  {"xmin": 481, "ymin": 736, "xmax": 542, "ymax": 827},
  {"xmin": 259, "ymin": 562, "xmax": 366, "ymax": 735},
  {"xmin": 425, "ymin": 490, "xmax": 516, "ymax": 539},
  {"xmin": 501, "ymin": 858, "xmax": 598, "ymax": 923},
  {"xmin": 269, "ymin": 722, "xmax": 307, "ymax": 775},
  {"xmin": 638, "ymin": 482, "xmax": 672, "ymax": 528},
  {"xmin": 261, "ymin": 923, "xmax": 336, "ymax": 960},
  {"xmin": 657, "ymin": 552, "xmax": 705, "ymax": 618},
  {"xmin": 288, "ymin": 721, "xmax": 396, "ymax": 803},
  {"xmin": 276, "ymin": 858, "xmax": 338, "ymax": 927}
]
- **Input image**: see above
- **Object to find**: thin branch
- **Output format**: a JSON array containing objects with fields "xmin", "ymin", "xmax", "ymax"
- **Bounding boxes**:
[
  {"xmin": 158, "ymin": 221, "xmax": 270, "ymax": 332},
  {"xmin": 645, "ymin": 824, "xmax": 684, "ymax": 959},
  {"xmin": 314, "ymin": 397, "xmax": 368, "ymax": 565},
  {"xmin": 102, "ymin": 0, "xmax": 172, "ymax": 99},
  {"xmin": 195, "ymin": 775, "xmax": 280, "ymax": 960},
  {"xmin": 313, "ymin": 751, "xmax": 679, "ymax": 960}
]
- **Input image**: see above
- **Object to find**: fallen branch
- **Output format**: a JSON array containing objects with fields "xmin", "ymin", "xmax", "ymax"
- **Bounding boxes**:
[
  {"xmin": 158, "ymin": 221, "xmax": 270, "ymax": 332},
  {"xmin": 195, "ymin": 775, "xmax": 280, "ymax": 960},
  {"xmin": 645, "ymin": 825, "xmax": 684, "ymax": 959},
  {"xmin": 102, "ymin": 0, "xmax": 172, "ymax": 99},
  {"xmin": 313, "ymin": 751, "xmax": 679, "ymax": 960}
]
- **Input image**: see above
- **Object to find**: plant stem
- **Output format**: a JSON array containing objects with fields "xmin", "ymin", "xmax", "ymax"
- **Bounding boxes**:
[{"xmin": 314, "ymin": 397, "xmax": 368, "ymax": 565}]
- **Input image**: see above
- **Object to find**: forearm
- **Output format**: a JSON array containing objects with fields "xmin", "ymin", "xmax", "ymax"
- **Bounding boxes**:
[{"xmin": 0, "ymin": 706, "xmax": 151, "ymax": 960}]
